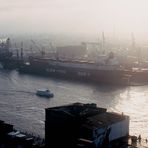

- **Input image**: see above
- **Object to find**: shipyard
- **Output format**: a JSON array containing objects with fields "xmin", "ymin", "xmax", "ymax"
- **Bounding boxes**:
[
  {"xmin": 1, "ymin": 37, "xmax": 148, "ymax": 86},
  {"xmin": 0, "ymin": 36, "xmax": 148, "ymax": 147},
  {"xmin": 1, "ymin": 0, "xmax": 148, "ymax": 148}
]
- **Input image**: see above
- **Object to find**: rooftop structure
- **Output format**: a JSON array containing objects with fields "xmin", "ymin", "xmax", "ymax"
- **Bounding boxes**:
[{"xmin": 45, "ymin": 102, "xmax": 129, "ymax": 148}]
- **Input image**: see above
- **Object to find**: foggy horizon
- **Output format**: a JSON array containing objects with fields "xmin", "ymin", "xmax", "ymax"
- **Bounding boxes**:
[{"xmin": 1, "ymin": 0, "xmax": 148, "ymax": 41}]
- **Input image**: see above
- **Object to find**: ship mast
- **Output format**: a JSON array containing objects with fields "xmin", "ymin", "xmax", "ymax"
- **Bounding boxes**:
[
  {"xmin": 131, "ymin": 32, "xmax": 135, "ymax": 51},
  {"xmin": 102, "ymin": 32, "xmax": 105, "ymax": 54},
  {"xmin": 20, "ymin": 42, "xmax": 24, "ymax": 59},
  {"xmin": 131, "ymin": 33, "xmax": 141, "ymax": 68}
]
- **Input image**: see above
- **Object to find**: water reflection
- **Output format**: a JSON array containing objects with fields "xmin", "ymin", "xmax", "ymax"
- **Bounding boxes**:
[
  {"xmin": 0, "ymin": 70, "xmax": 148, "ymax": 139},
  {"xmin": 114, "ymin": 87, "xmax": 148, "ymax": 138}
]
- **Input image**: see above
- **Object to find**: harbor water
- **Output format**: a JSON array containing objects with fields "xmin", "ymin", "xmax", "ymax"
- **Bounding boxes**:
[{"xmin": 0, "ymin": 69, "xmax": 148, "ymax": 140}]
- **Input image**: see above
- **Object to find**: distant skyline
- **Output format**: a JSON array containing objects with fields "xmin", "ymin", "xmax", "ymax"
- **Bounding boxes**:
[{"xmin": 0, "ymin": 0, "xmax": 148, "ymax": 40}]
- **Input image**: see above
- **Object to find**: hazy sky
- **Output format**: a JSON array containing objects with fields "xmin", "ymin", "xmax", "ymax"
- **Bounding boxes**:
[{"xmin": 1, "ymin": 0, "xmax": 148, "ymax": 36}]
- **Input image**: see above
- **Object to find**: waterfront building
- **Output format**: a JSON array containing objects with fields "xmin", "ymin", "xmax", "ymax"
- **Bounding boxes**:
[{"xmin": 45, "ymin": 102, "xmax": 129, "ymax": 148}]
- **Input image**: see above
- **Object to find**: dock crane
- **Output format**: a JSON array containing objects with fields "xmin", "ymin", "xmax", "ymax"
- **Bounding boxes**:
[{"xmin": 30, "ymin": 40, "xmax": 45, "ymax": 57}]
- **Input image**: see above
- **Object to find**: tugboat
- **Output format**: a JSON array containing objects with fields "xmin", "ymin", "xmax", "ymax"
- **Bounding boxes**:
[{"xmin": 36, "ymin": 89, "xmax": 54, "ymax": 98}]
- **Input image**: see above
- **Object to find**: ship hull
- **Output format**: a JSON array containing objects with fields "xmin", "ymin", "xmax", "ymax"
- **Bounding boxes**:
[
  {"xmin": 19, "ymin": 59, "xmax": 129, "ymax": 85},
  {"xmin": 125, "ymin": 69, "xmax": 148, "ymax": 84}
]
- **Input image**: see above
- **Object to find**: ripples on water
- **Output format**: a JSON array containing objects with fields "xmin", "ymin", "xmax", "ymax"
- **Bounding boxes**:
[{"xmin": 0, "ymin": 69, "xmax": 148, "ymax": 139}]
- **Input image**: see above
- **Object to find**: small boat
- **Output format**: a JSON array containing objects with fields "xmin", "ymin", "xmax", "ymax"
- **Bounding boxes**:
[{"xmin": 36, "ymin": 89, "xmax": 54, "ymax": 98}]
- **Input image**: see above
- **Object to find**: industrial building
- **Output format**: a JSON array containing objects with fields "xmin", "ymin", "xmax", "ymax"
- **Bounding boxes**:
[
  {"xmin": 45, "ymin": 102, "xmax": 129, "ymax": 148},
  {"xmin": 56, "ymin": 44, "xmax": 87, "ymax": 60}
]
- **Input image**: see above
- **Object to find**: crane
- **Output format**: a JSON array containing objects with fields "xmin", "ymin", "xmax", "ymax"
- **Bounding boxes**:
[{"xmin": 30, "ymin": 40, "xmax": 45, "ymax": 57}]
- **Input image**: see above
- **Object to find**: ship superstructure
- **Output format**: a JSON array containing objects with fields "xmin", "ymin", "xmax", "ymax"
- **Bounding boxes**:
[{"xmin": 0, "ymin": 38, "xmax": 12, "ymax": 61}]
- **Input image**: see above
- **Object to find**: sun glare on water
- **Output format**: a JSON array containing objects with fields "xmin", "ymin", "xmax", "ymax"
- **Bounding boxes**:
[{"xmin": 114, "ymin": 87, "xmax": 148, "ymax": 138}]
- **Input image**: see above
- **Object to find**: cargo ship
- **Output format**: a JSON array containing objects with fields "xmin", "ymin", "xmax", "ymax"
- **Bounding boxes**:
[{"xmin": 18, "ymin": 51, "xmax": 130, "ymax": 85}]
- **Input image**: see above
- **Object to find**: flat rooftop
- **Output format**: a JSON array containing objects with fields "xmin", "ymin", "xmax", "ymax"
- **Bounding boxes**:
[
  {"xmin": 46, "ymin": 102, "xmax": 129, "ymax": 129},
  {"xmin": 46, "ymin": 102, "xmax": 107, "ymax": 118}
]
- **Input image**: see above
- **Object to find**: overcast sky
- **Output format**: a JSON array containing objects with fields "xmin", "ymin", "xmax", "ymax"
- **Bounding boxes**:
[{"xmin": 0, "ymin": 0, "xmax": 148, "ymax": 37}]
